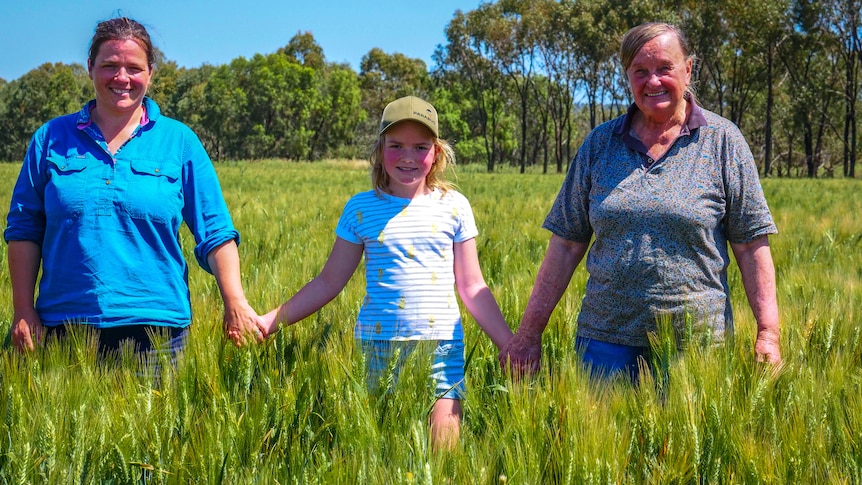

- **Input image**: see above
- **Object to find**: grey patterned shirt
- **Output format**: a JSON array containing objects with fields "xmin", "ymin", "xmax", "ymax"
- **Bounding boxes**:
[{"xmin": 544, "ymin": 102, "xmax": 777, "ymax": 347}]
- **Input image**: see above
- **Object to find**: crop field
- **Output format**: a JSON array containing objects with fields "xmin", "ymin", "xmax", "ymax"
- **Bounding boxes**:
[{"xmin": 0, "ymin": 160, "xmax": 860, "ymax": 483}]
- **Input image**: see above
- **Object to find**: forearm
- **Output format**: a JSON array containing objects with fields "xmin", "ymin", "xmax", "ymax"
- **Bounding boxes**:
[
  {"xmin": 206, "ymin": 240, "xmax": 249, "ymax": 306},
  {"xmin": 459, "ymin": 283, "xmax": 513, "ymax": 350},
  {"xmin": 274, "ymin": 277, "xmax": 344, "ymax": 326},
  {"xmin": 268, "ymin": 237, "xmax": 363, "ymax": 332},
  {"xmin": 8, "ymin": 240, "xmax": 44, "ymax": 351},
  {"xmin": 8, "ymin": 240, "xmax": 41, "ymax": 315},
  {"xmin": 732, "ymin": 237, "xmax": 780, "ymax": 342},
  {"xmin": 519, "ymin": 236, "xmax": 588, "ymax": 337}
]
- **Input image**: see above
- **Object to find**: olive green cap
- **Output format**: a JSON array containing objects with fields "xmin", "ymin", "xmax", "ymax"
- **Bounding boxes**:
[{"xmin": 378, "ymin": 95, "xmax": 438, "ymax": 137}]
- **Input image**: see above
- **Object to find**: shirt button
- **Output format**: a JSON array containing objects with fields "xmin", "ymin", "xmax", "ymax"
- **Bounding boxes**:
[
  {"xmin": 154, "ymin": 168, "xmax": 160, "ymax": 173},
  {"xmin": 105, "ymin": 180, "xmax": 111, "ymax": 185}
]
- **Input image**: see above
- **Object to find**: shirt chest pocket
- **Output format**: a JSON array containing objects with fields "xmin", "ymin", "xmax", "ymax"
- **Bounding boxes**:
[
  {"xmin": 45, "ymin": 156, "xmax": 90, "ymax": 216},
  {"xmin": 125, "ymin": 159, "xmax": 183, "ymax": 223}
]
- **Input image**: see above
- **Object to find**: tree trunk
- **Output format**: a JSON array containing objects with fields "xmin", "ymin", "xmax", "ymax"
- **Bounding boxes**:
[{"xmin": 764, "ymin": 45, "xmax": 774, "ymax": 177}]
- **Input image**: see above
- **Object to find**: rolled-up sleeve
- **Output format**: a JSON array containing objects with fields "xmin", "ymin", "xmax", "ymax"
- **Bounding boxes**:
[
  {"xmin": 180, "ymin": 134, "xmax": 239, "ymax": 274},
  {"xmin": 5, "ymin": 131, "xmax": 48, "ymax": 245}
]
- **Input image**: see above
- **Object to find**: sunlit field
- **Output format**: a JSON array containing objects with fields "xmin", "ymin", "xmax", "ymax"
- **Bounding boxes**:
[{"xmin": 0, "ymin": 160, "xmax": 860, "ymax": 483}]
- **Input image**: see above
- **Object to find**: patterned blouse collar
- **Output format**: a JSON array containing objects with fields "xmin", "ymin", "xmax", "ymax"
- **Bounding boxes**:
[{"xmin": 616, "ymin": 94, "xmax": 708, "ymax": 148}]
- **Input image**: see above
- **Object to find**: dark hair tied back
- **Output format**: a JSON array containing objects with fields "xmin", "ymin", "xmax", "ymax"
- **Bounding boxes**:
[{"xmin": 88, "ymin": 17, "xmax": 155, "ymax": 69}]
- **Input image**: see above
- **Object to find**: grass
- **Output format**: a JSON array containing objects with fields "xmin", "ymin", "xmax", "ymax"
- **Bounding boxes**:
[{"xmin": 0, "ymin": 160, "xmax": 860, "ymax": 483}]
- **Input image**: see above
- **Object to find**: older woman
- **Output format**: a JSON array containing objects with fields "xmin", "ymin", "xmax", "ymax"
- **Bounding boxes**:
[
  {"xmin": 5, "ymin": 17, "xmax": 265, "ymax": 358},
  {"xmin": 500, "ymin": 22, "xmax": 781, "ymax": 380}
]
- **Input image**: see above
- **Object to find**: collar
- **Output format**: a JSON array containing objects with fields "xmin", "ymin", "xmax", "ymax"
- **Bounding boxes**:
[
  {"xmin": 76, "ymin": 97, "xmax": 157, "ymax": 130},
  {"xmin": 615, "ymin": 95, "xmax": 707, "ymax": 148}
]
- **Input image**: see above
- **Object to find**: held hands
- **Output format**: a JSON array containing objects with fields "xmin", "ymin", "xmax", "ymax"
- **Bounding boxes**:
[
  {"xmin": 498, "ymin": 329, "xmax": 543, "ymax": 377},
  {"xmin": 260, "ymin": 307, "xmax": 281, "ymax": 337},
  {"xmin": 223, "ymin": 297, "xmax": 267, "ymax": 347}
]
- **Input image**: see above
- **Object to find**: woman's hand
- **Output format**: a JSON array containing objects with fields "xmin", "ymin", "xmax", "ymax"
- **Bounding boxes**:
[
  {"xmin": 731, "ymin": 236, "xmax": 782, "ymax": 365},
  {"xmin": 8, "ymin": 241, "xmax": 43, "ymax": 353},
  {"xmin": 498, "ymin": 330, "xmax": 542, "ymax": 377},
  {"xmin": 754, "ymin": 327, "xmax": 782, "ymax": 364},
  {"xmin": 11, "ymin": 308, "xmax": 43, "ymax": 352},
  {"xmin": 500, "ymin": 236, "xmax": 589, "ymax": 377},
  {"xmin": 207, "ymin": 240, "xmax": 266, "ymax": 346},
  {"xmin": 223, "ymin": 297, "xmax": 266, "ymax": 346}
]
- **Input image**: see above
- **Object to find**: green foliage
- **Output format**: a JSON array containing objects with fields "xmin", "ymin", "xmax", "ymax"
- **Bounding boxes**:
[
  {"xmin": 278, "ymin": 32, "xmax": 327, "ymax": 71},
  {"xmin": 355, "ymin": 48, "xmax": 432, "ymax": 155},
  {"xmin": 0, "ymin": 161, "xmax": 860, "ymax": 482},
  {"xmin": 0, "ymin": 62, "xmax": 90, "ymax": 162},
  {"xmin": 3, "ymin": 1, "xmax": 858, "ymax": 175},
  {"xmin": 359, "ymin": 48, "xmax": 431, "ymax": 119},
  {"xmin": 307, "ymin": 65, "xmax": 365, "ymax": 160}
]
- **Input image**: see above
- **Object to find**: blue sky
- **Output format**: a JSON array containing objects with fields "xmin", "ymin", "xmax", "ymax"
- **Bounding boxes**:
[{"xmin": 0, "ymin": 0, "xmax": 487, "ymax": 81}]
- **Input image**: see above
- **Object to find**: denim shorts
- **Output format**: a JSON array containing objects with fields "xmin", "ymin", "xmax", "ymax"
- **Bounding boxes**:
[
  {"xmin": 359, "ymin": 339, "xmax": 466, "ymax": 400},
  {"xmin": 576, "ymin": 336, "xmax": 650, "ymax": 382}
]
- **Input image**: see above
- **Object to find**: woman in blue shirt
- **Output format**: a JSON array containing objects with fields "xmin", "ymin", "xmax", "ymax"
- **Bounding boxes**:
[{"xmin": 5, "ymin": 17, "xmax": 265, "ymax": 357}]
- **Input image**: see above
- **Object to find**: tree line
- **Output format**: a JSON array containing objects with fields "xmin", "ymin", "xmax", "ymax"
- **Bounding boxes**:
[{"xmin": 0, "ymin": 0, "xmax": 859, "ymax": 177}]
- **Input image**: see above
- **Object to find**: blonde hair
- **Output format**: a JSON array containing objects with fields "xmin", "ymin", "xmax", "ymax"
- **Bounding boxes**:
[{"xmin": 369, "ymin": 124, "xmax": 456, "ymax": 195}]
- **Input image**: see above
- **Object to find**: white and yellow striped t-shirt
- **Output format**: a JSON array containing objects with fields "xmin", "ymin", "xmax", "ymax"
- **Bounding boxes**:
[{"xmin": 335, "ymin": 188, "xmax": 478, "ymax": 341}]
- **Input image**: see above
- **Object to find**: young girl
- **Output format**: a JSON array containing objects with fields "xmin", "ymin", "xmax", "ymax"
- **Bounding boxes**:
[{"xmin": 262, "ymin": 95, "xmax": 512, "ymax": 449}]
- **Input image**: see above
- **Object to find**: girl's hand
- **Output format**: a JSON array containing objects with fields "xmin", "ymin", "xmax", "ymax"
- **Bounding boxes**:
[{"xmin": 261, "ymin": 307, "xmax": 281, "ymax": 337}]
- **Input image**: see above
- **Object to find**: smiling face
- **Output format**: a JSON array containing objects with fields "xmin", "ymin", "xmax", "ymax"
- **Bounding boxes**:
[
  {"xmin": 380, "ymin": 120, "xmax": 438, "ymax": 199},
  {"xmin": 88, "ymin": 38, "xmax": 152, "ymax": 118},
  {"xmin": 626, "ymin": 31, "xmax": 692, "ymax": 125}
]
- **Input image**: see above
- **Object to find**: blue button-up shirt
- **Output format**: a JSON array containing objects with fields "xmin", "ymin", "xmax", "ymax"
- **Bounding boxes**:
[{"xmin": 5, "ymin": 97, "xmax": 239, "ymax": 328}]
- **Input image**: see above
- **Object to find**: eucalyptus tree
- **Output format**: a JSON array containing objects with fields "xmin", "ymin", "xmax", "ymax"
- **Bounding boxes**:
[
  {"xmin": 567, "ymin": 0, "xmax": 615, "ymax": 130},
  {"xmin": 356, "ymin": 48, "xmax": 430, "ymax": 154},
  {"xmin": 202, "ymin": 58, "xmax": 250, "ymax": 160},
  {"xmin": 0, "ymin": 79, "xmax": 5, "ymax": 103},
  {"xmin": 687, "ymin": 0, "xmax": 794, "ymax": 175},
  {"xmin": 200, "ymin": 52, "xmax": 319, "ymax": 161},
  {"xmin": 307, "ymin": 63, "xmax": 364, "ymax": 160},
  {"xmin": 426, "ymin": 83, "xmax": 480, "ymax": 162},
  {"xmin": 683, "ymin": 0, "xmax": 754, "ymax": 124},
  {"xmin": 778, "ymin": 0, "xmax": 843, "ymax": 177},
  {"xmin": 574, "ymin": 0, "xmax": 662, "ymax": 127},
  {"xmin": 278, "ymin": 31, "xmax": 326, "ymax": 71},
  {"xmin": 533, "ymin": 0, "xmax": 578, "ymax": 173},
  {"xmin": 739, "ymin": 0, "xmax": 793, "ymax": 177},
  {"xmin": 822, "ymin": 0, "xmax": 861, "ymax": 177},
  {"xmin": 0, "ymin": 80, "xmax": 7, "ymax": 160},
  {"xmin": 525, "ymin": 73, "xmax": 554, "ymax": 173},
  {"xmin": 359, "ymin": 48, "xmax": 430, "ymax": 127},
  {"xmin": 279, "ymin": 32, "xmax": 364, "ymax": 160},
  {"xmin": 245, "ymin": 53, "xmax": 317, "ymax": 160},
  {"xmin": 483, "ymin": 0, "xmax": 541, "ymax": 173},
  {"xmin": 170, "ymin": 65, "xmax": 216, "ymax": 152},
  {"xmin": 148, "ymin": 58, "xmax": 181, "ymax": 116},
  {"xmin": 435, "ymin": 9, "xmax": 511, "ymax": 170}
]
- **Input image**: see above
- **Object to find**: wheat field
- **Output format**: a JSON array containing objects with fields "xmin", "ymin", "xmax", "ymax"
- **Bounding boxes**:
[{"xmin": 0, "ymin": 160, "xmax": 860, "ymax": 483}]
